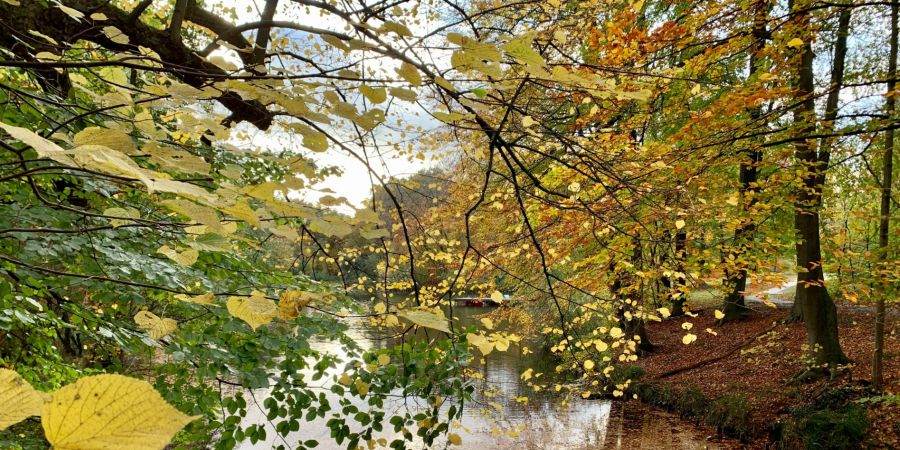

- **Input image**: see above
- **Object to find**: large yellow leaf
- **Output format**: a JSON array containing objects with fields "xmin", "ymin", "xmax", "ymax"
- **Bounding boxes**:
[
  {"xmin": 71, "ymin": 145, "xmax": 154, "ymax": 190},
  {"xmin": 359, "ymin": 85, "xmax": 387, "ymax": 104},
  {"xmin": 144, "ymin": 143, "xmax": 210, "ymax": 174},
  {"xmin": 466, "ymin": 333, "xmax": 494, "ymax": 356},
  {"xmin": 157, "ymin": 245, "xmax": 199, "ymax": 266},
  {"xmin": 73, "ymin": 127, "xmax": 136, "ymax": 154},
  {"xmin": 0, "ymin": 369, "xmax": 44, "ymax": 430},
  {"xmin": 134, "ymin": 311, "xmax": 178, "ymax": 340},
  {"xmin": 502, "ymin": 36, "xmax": 545, "ymax": 67},
  {"xmin": 0, "ymin": 121, "xmax": 75, "ymax": 165},
  {"xmin": 42, "ymin": 374, "xmax": 198, "ymax": 450},
  {"xmin": 227, "ymin": 293, "xmax": 276, "ymax": 330},
  {"xmin": 277, "ymin": 290, "xmax": 314, "ymax": 320},
  {"xmin": 396, "ymin": 62, "xmax": 422, "ymax": 86},
  {"xmin": 174, "ymin": 293, "xmax": 215, "ymax": 305},
  {"xmin": 398, "ymin": 309, "xmax": 450, "ymax": 333},
  {"xmin": 161, "ymin": 199, "xmax": 219, "ymax": 228}
]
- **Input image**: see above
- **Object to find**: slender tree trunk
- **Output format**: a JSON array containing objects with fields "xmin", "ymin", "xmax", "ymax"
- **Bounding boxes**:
[
  {"xmin": 789, "ymin": 2, "xmax": 849, "ymax": 371},
  {"xmin": 874, "ymin": 0, "xmax": 898, "ymax": 392},
  {"xmin": 721, "ymin": 0, "xmax": 769, "ymax": 322},
  {"xmin": 671, "ymin": 230, "xmax": 688, "ymax": 316},
  {"xmin": 613, "ymin": 241, "xmax": 653, "ymax": 355}
]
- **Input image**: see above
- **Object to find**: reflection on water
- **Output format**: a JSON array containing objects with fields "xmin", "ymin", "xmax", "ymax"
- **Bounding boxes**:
[{"xmin": 238, "ymin": 307, "xmax": 727, "ymax": 449}]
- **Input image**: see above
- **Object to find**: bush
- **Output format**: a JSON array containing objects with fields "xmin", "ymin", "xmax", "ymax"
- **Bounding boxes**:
[
  {"xmin": 781, "ymin": 405, "xmax": 868, "ymax": 450},
  {"xmin": 705, "ymin": 393, "xmax": 750, "ymax": 439},
  {"xmin": 678, "ymin": 386, "xmax": 709, "ymax": 418}
]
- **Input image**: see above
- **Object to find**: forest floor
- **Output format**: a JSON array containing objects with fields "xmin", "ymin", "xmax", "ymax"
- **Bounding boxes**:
[{"xmin": 631, "ymin": 302, "xmax": 900, "ymax": 449}]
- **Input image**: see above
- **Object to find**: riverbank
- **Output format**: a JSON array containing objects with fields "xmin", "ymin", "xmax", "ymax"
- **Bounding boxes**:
[{"xmin": 621, "ymin": 304, "xmax": 899, "ymax": 448}]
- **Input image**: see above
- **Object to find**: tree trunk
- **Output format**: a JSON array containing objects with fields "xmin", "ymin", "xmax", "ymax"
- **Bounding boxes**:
[
  {"xmin": 874, "ymin": 0, "xmax": 898, "ymax": 392},
  {"xmin": 671, "ymin": 230, "xmax": 688, "ymax": 316},
  {"xmin": 788, "ymin": 2, "xmax": 849, "ymax": 370},
  {"xmin": 613, "ymin": 241, "xmax": 653, "ymax": 355},
  {"xmin": 721, "ymin": 0, "xmax": 768, "ymax": 322}
]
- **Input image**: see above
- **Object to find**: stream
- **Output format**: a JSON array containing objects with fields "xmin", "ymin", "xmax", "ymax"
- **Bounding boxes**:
[{"xmin": 238, "ymin": 306, "xmax": 730, "ymax": 449}]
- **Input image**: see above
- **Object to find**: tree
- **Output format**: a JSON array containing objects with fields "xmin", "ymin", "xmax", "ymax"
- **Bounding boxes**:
[
  {"xmin": 720, "ymin": 0, "xmax": 770, "ymax": 323},
  {"xmin": 874, "ymin": 0, "xmax": 898, "ymax": 391},
  {"xmin": 787, "ymin": 0, "xmax": 850, "ymax": 371}
]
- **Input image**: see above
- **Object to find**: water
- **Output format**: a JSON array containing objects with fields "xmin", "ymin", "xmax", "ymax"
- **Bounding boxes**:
[{"xmin": 238, "ymin": 307, "xmax": 729, "ymax": 449}]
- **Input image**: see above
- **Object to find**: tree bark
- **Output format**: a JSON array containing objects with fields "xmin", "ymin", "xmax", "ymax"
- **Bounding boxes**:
[
  {"xmin": 721, "ymin": 0, "xmax": 768, "ymax": 322},
  {"xmin": 788, "ymin": 1, "xmax": 849, "ymax": 370},
  {"xmin": 874, "ymin": 0, "xmax": 898, "ymax": 392}
]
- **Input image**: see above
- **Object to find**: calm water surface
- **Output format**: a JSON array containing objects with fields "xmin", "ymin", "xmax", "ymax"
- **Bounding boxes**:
[{"xmin": 238, "ymin": 307, "xmax": 728, "ymax": 449}]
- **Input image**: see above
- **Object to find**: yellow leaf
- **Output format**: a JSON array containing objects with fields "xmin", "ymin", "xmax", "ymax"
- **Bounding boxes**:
[
  {"xmin": 354, "ymin": 379, "xmax": 370, "ymax": 396},
  {"xmin": 502, "ymin": 36, "xmax": 545, "ymax": 67},
  {"xmin": 35, "ymin": 52, "xmax": 61, "ymax": 61},
  {"xmin": 398, "ymin": 309, "xmax": 450, "ymax": 333},
  {"xmin": 103, "ymin": 207, "xmax": 140, "ymax": 227},
  {"xmin": 377, "ymin": 354, "xmax": 391, "ymax": 366},
  {"xmin": 0, "ymin": 121, "xmax": 74, "ymax": 165},
  {"xmin": 675, "ymin": 219, "xmax": 685, "ymax": 230},
  {"xmin": 277, "ymin": 290, "xmax": 312, "ymax": 320},
  {"xmin": 359, "ymin": 85, "xmax": 387, "ymax": 104},
  {"xmin": 145, "ymin": 143, "xmax": 211, "ymax": 174},
  {"xmin": 0, "ymin": 369, "xmax": 44, "ymax": 431},
  {"xmin": 174, "ymin": 293, "xmax": 214, "ymax": 305},
  {"xmin": 583, "ymin": 359, "xmax": 595, "ymax": 371},
  {"xmin": 521, "ymin": 115, "xmax": 536, "ymax": 127},
  {"xmin": 42, "ymin": 374, "xmax": 198, "ymax": 450},
  {"xmin": 396, "ymin": 62, "xmax": 422, "ymax": 86},
  {"xmin": 227, "ymin": 294, "xmax": 276, "ymax": 330},
  {"xmin": 609, "ymin": 327, "xmax": 624, "ymax": 339},
  {"xmin": 56, "ymin": 4, "xmax": 85, "ymax": 21},
  {"xmin": 448, "ymin": 433, "xmax": 463, "ymax": 446},
  {"xmin": 467, "ymin": 333, "xmax": 494, "ymax": 355},
  {"xmin": 389, "ymin": 87, "xmax": 417, "ymax": 102},
  {"xmin": 161, "ymin": 199, "xmax": 218, "ymax": 228},
  {"xmin": 74, "ymin": 127, "xmax": 136, "ymax": 154},
  {"xmin": 225, "ymin": 292, "xmax": 278, "ymax": 330},
  {"xmin": 381, "ymin": 21, "xmax": 412, "ymax": 37},
  {"xmin": 714, "ymin": 310, "xmax": 725, "ymax": 320},
  {"xmin": 681, "ymin": 322, "xmax": 693, "ymax": 330},
  {"xmin": 521, "ymin": 368, "xmax": 533, "ymax": 381},
  {"xmin": 682, "ymin": 333, "xmax": 697, "ymax": 344},
  {"xmin": 133, "ymin": 311, "xmax": 177, "ymax": 340},
  {"xmin": 787, "ymin": 38, "xmax": 804, "ymax": 48},
  {"xmin": 490, "ymin": 290, "xmax": 504, "ymax": 303},
  {"xmin": 71, "ymin": 145, "xmax": 154, "ymax": 191},
  {"xmin": 101, "ymin": 26, "xmax": 129, "ymax": 45},
  {"xmin": 657, "ymin": 307, "xmax": 671, "ymax": 318},
  {"xmin": 157, "ymin": 245, "xmax": 199, "ymax": 266},
  {"xmin": 480, "ymin": 317, "xmax": 494, "ymax": 330}
]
